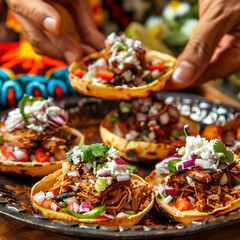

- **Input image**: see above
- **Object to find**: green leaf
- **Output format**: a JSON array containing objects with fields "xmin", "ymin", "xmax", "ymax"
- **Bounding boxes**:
[
  {"xmin": 213, "ymin": 140, "xmax": 234, "ymax": 163},
  {"xmin": 110, "ymin": 113, "xmax": 118, "ymax": 124},
  {"xmin": 66, "ymin": 152, "xmax": 73, "ymax": 162},
  {"xmin": 0, "ymin": 135, "xmax": 3, "ymax": 145},
  {"xmin": 157, "ymin": 193, "xmax": 162, "ymax": 199},
  {"xmin": 168, "ymin": 159, "xmax": 182, "ymax": 173},
  {"xmin": 82, "ymin": 149, "xmax": 95, "ymax": 162},
  {"xmin": 77, "ymin": 144, "xmax": 91, "ymax": 152},
  {"xmin": 90, "ymin": 143, "xmax": 110, "ymax": 157}
]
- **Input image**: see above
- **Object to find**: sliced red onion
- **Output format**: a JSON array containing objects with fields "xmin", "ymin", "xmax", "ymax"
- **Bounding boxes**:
[
  {"xmin": 83, "ymin": 162, "xmax": 93, "ymax": 173},
  {"xmin": 33, "ymin": 191, "xmax": 45, "ymax": 205},
  {"xmin": 115, "ymin": 158, "xmax": 127, "ymax": 165},
  {"xmin": 165, "ymin": 186, "xmax": 179, "ymax": 196},
  {"xmin": 71, "ymin": 134, "xmax": 78, "ymax": 140},
  {"xmin": 6, "ymin": 119, "xmax": 24, "ymax": 132},
  {"xmin": 30, "ymin": 112, "xmax": 46, "ymax": 125},
  {"xmin": 46, "ymin": 191, "xmax": 54, "ymax": 200},
  {"xmin": 82, "ymin": 59, "xmax": 91, "ymax": 69},
  {"xmin": 156, "ymin": 157, "xmax": 177, "ymax": 174},
  {"xmin": 58, "ymin": 114, "xmax": 67, "ymax": 123},
  {"xmin": 219, "ymin": 173, "xmax": 228, "ymax": 186},
  {"xmin": 51, "ymin": 202, "xmax": 60, "ymax": 212},
  {"xmin": 136, "ymin": 113, "xmax": 147, "ymax": 122},
  {"xmin": 186, "ymin": 196, "xmax": 195, "ymax": 205},
  {"xmin": 66, "ymin": 148, "xmax": 74, "ymax": 155},
  {"xmin": 79, "ymin": 202, "xmax": 90, "ymax": 213},
  {"xmin": 67, "ymin": 170, "xmax": 80, "ymax": 177},
  {"xmin": 228, "ymin": 162, "xmax": 237, "ymax": 171},
  {"xmin": 64, "ymin": 197, "xmax": 78, "ymax": 204},
  {"xmin": 163, "ymin": 195, "xmax": 173, "ymax": 204},
  {"xmin": 48, "ymin": 118, "xmax": 62, "ymax": 127},
  {"xmin": 117, "ymin": 174, "xmax": 130, "ymax": 182},
  {"xmin": 151, "ymin": 69, "xmax": 160, "ymax": 79},
  {"xmin": 97, "ymin": 169, "xmax": 111, "ymax": 177}
]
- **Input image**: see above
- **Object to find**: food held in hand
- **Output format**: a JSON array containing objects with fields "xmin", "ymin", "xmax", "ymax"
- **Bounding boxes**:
[{"xmin": 69, "ymin": 33, "xmax": 176, "ymax": 99}]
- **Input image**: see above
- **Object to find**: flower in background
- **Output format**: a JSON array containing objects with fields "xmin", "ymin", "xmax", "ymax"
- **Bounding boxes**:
[
  {"xmin": 145, "ymin": 15, "xmax": 169, "ymax": 39},
  {"xmin": 180, "ymin": 18, "xmax": 198, "ymax": 38},
  {"xmin": 163, "ymin": 0, "xmax": 191, "ymax": 19}
]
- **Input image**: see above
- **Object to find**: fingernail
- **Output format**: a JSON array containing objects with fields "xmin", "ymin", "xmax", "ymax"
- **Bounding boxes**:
[
  {"xmin": 64, "ymin": 51, "xmax": 77, "ymax": 63},
  {"xmin": 43, "ymin": 17, "xmax": 56, "ymax": 34},
  {"xmin": 172, "ymin": 61, "xmax": 196, "ymax": 84}
]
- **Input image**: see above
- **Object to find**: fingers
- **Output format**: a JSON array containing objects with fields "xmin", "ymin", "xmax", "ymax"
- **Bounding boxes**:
[
  {"xmin": 64, "ymin": 0, "xmax": 105, "ymax": 51},
  {"xmin": 192, "ymin": 33, "xmax": 240, "ymax": 87},
  {"xmin": 171, "ymin": 1, "xmax": 236, "ymax": 89},
  {"xmin": 14, "ymin": 13, "xmax": 93, "ymax": 63},
  {"xmin": 6, "ymin": 0, "xmax": 61, "ymax": 34}
]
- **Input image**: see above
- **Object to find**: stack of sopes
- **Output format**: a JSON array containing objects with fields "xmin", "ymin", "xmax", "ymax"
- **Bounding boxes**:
[
  {"xmin": 31, "ymin": 143, "xmax": 154, "ymax": 225},
  {"xmin": 0, "ymin": 95, "xmax": 84, "ymax": 177},
  {"xmin": 146, "ymin": 133, "xmax": 240, "ymax": 224}
]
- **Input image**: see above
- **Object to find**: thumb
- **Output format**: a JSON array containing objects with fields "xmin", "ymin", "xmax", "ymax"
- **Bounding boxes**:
[
  {"xmin": 7, "ymin": 0, "xmax": 61, "ymax": 34},
  {"xmin": 171, "ymin": 16, "xmax": 227, "ymax": 88}
]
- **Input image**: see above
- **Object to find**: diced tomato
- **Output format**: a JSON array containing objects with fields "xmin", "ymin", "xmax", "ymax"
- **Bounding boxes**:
[
  {"xmin": 73, "ymin": 68, "xmax": 84, "ymax": 78},
  {"xmin": 175, "ymin": 198, "xmax": 194, "ymax": 211},
  {"xmin": 147, "ymin": 64, "xmax": 165, "ymax": 71},
  {"xmin": 41, "ymin": 198, "xmax": 53, "ymax": 209},
  {"xmin": 1, "ymin": 145, "xmax": 16, "ymax": 160},
  {"xmin": 95, "ymin": 215, "xmax": 109, "ymax": 220},
  {"xmin": 13, "ymin": 149, "xmax": 29, "ymax": 162},
  {"xmin": 153, "ymin": 127, "xmax": 165, "ymax": 137},
  {"xmin": 160, "ymin": 178, "xmax": 165, "ymax": 184},
  {"xmin": 35, "ymin": 147, "xmax": 50, "ymax": 163},
  {"xmin": 96, "ymin": 67, "xmax": 114, "ymax": 81}
]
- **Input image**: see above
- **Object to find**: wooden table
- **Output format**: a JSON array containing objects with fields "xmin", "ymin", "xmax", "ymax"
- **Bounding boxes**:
[{"xmin": 0, "ymin": 83, "xmax": 239, "ymax": 240}]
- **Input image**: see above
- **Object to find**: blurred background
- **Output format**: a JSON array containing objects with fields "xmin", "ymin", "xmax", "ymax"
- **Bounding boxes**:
[{"xmin": 0, "ymin": 0, "xmax": 239, "ymax": 110}]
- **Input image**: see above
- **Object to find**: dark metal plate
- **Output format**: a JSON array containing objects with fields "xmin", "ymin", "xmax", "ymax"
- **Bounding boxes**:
[{"xmin": 0, "ymin": 92, "xmax": 239, "ymax": 239}]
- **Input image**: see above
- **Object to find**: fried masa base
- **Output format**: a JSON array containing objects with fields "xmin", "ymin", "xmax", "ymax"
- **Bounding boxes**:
[
  {"xmin": 31, "ymin": 170, "xmax": 154, "ymax": 226},
  {"xmin": 68, "ymin": 50, "xmax": 177, "ymax": 100},
  {"xmin": 0, "ymin": 126, "xmax": 84, "ymax": 177},
  {"xmin": 145, "ymin": 169, "xmax": 240, "ymax": 224},
  {"xmin": 100, "ymin": 110, "xmax": 200, "ymax": 162}
]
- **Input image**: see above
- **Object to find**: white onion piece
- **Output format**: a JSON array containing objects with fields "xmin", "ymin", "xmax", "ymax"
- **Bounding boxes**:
[
  {"xmin": 72, "ymin": 155, "xmax": 80, "ymax": 165},
  {"xmin": 136, "ymin": 113, "xmax": 147, "ymax": 122},
  {"xmin": 100, "ymin": 212, "xmax": 115, "ymax": 219},
  {"xmin": 219, "ymin": 173, "xmax": 228, "ymax": 186},
  {"xmin": 158, "ymin": 184, "xmax": 165, "ymax": 194},
  {"xmin": 116, "ymin": 212, "xmax": 130, "ymax": 218},
  {"xmin": 165, "ymin": 187, "xmax": 179, "ymax": 197},
  {"xmin": 151, "ymin": 69, "xmax": 160, "ymax": 79},
  {"xmin": 122, "ymin": 70, "xmax": 132, "ymax": 82},
  {"xmin": 159, "ymin": 112, "xmax": 170, "ymax": 125},
  {"xmin": 12, "ymin": 149, "xmax": 27, "ymax": 161},
  {"xmin": 95, "ymin": 58, "xmax": 107, "ymax": 67},
  {"xmin": 67, "ymin": 170, "xmax": 80, "ymax": 177},
  {"xmin": 64, "ymin": 197, "xmax": 78, "ymax": 204},
  {"xmin": 164, "ymin": 195, "xmax": 173, "ymax": 204},
  {"xmin": 117, "ymin": 174, "xmax": 130, "ymax": 182},
  {"xmin": 234, "ymin": 185, "xmax": 240, "ymax": 190},
  {"xmin": 151, "ymin": 59, "xmax": 162, "ymax": 65},
  {"xmin": 152, "ymin": 184, "xmax": 159, "ymax": 191},
  {"xmin": 148, "ymin": 131, "xmax": 156, "ymax": 141},
  {"xmin": 51, "ymin": 202, "xmax": 60, "ymax": 212},
  {"xmin": 168, "ymin": 105, "xmax": 179, "ymax": 119},
  {"xmin": 73, "ymin": 202, "xmax": 80, "ymax": 213},
  {"xmin": 83, "ymin": 162, "xmax": 93, "ymax": 173},
  {"xmin": 89, "ymin": 65, "xmax": 97, "ymax": 77},
  {"xmin": 97, "ymin": 169, "xmax": 111, "ymax": 177},
  {"xmin": 142, "ymin": 135, "xmax": 150, "ymax": 142},
  {"xmin": 33, "ymin": 191, "xmax": 46, "ymax": 205},
  {"xmin": 46, "ymin": 191, "xmax": 54, "ymax": 200}
]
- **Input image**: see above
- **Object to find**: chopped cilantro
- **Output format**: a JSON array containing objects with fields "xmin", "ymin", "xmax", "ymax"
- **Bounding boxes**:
[
  {"xmin": 66, "ymin": 152, "xmax": 73, "ymax": 162},
  {"xmin": 96, "ymin": 163, "xmax": 107, "ymax": 171},
  {"xmin": 213, "ymin": 140, "xmax": 234, "ymax": 163},
  {"xmin": 0, "ymin": 135, "xmax": 3, "ymax": 145},
  {"xmin": 110, "ymin": 113, "xmax": 118, "ymax": 124},
  {"xmin": 143, "ymin": 72, "xmax": 152, "ymax": 83},
  {"xmin": 135, "ymin": 137, "xmax": 143, "ymax": 141},
  {"xmin": 126, "ymin": 164, "xmax": 137, "ymax": 173},
  {"xmin": 157, "ymin": 193, "xmax": 162, "ymax": 199},
  {"xmin": 82, "ymin": 149, "xmax": 95, "ymax": 162},
  {"xmin": 140, "ymin": 130, "xmax": 149, "ymax": 136},
  {"xmin": 90, "ymin": 143, "xmax": 110, "ymax": 157}
]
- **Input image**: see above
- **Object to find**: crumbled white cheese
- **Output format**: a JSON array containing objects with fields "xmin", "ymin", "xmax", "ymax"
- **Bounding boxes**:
[{"xmin": 106, "ymin": 147, "xmax": 120, "ymax": 160}]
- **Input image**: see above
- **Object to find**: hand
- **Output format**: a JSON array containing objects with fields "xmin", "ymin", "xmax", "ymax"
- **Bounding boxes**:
[
  {"xmin": 6, "ymin": 0, "xmax": 105, "ymax": 63},
  {"xmin": 167, "ymin": 0, "xmax": 240, "ymax": 89}
]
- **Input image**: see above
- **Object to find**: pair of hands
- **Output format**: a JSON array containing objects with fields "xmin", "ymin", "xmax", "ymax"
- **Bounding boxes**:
[{"xmin": 6, "ymin": 0, "xmax": 240, "ymax": 89}]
